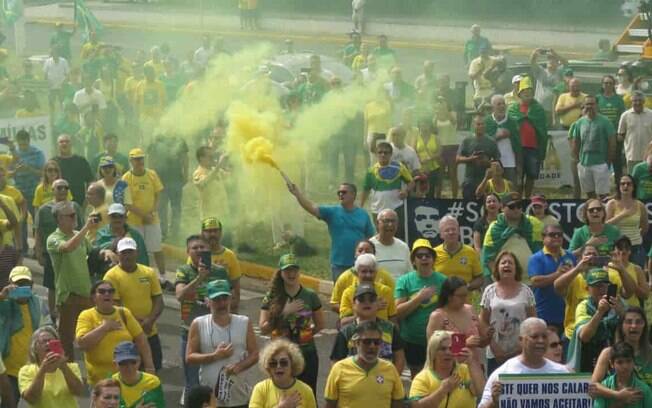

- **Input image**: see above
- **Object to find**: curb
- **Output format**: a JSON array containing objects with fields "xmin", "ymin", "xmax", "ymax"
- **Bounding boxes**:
[{"xmin": 161, "ymin": 244, "xmax": 334, "ymax": 296}]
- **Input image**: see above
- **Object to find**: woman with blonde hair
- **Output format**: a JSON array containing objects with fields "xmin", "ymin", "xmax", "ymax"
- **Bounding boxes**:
[
  {"xmin": 90, "ymin": 378, "xmax": 120, "ymax": 408},
  {"xmin": 408, "ymin": 330, "xmax": 485, "ymax": 407},
  {"xmin": 249, "ymin": 339, "xmax": 316, "ymax": 408}
]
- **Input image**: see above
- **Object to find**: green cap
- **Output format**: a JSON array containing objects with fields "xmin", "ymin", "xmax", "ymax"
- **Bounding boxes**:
[
  {"xmin": 206, "ymin": 279, "xmax": 231, "ymax": 299},
  {"xmin": 279, "ymin": 253, "xmax": 299, "ymax": 270},
  {"xmin": 586, "ymin": 268, "xmax": 610, "ymax": 286}
]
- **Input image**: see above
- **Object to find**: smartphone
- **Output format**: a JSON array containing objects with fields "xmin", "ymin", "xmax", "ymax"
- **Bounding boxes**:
[
  {"xmin": 591, "ymin": 256, "xmax": 611, "ymax": 267},
  {"xmin": 199, "ymin": 251, "xmax": 212, "ymax": 268},
  {"xmin": 47, "ymin": 339, "xmax": 64, "ymax": 356},
  {"xmin": 91, "ymin": 213, "xmax": 102, "ymax": 223},
  {"xmin": 607, "ymin": 283, "xmax": 618, "ymax": 298},
  {"xmin": 451, "ymin": 333, "xmax": 467, "ymax": 355},
  {"xmin": 8, "ymin": 286, "xmax": 32, "ymax": 300}
]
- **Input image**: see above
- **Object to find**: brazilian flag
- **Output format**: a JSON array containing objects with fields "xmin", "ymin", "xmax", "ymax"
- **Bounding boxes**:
[{"xmin": 74, "ymin": 0, "xmax": 103, "ymax": 41}]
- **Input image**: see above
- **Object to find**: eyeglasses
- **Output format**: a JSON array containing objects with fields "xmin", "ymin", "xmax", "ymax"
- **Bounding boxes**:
[
  {"xmin": 415, "ymin": 252, "xmax": 433, "ymax": 259},
  {"xmin": 549, "ymin": 342, "xmax": 563, "ymax": 348},
  {"xmin": 96, "ymin": 288, "xmax": 115, "ymax": 295},
  {"xmin": 545, "ymin": 232, "xmax": 563, "ymax": 238},
  {"xmin": 588, "ymin": 207, "xmax": 603, "ymax": 213},
  {"xmin": 268, "ymin": 358, "xmax": 290, "ymax": 368},
  {"xmin": 360, "ymin": 338, "xmax": 382, "ymax": 346},
  {"xmin": 355, "ymin": 294, "xmax": 377, "ymax": 303},
  {"xmin": 117, "ymin": 359, "xmax": 138, "ymax": 366}
]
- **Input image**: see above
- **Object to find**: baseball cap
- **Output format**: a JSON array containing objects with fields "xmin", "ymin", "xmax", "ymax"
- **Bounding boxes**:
[
  {"xmin": 279, "ymin": 253, "xmax": 299, "ymax": 271},
  {"xmin": 117, "ymin": 237, "xmax": 137, "ymax": 253},
  {"xmin": 563, "ymin": 67, "xmax": 574, "ymax": 77},
  {"xmin": 411, "ymin": 238, "xmax": 435, "ymax": 256},
  {"xmin": 201, "ymin": 217, "xmax": 222, "ymax": 231},
  {"xmin": 354, "ymin": 282, "xmax": 377, "ymax": 299},
  {"xmin": 501, "ymin": 192, "xmax": 522, "ymax": 206},
  {"xmin": 9, "ymin": 266, "xmax": 32, "ymax": 283},
  {"xmin": 511, "ymin": 74, "xmax": 522, "ymax": 84},
  {"xmin": 206, "ymin": 279, "xmax": 232, "ymax": 299},
  {"xmin": 518, "ymin": 76, "xmax": 533, "ymax": 93},
  {"xmin": 128, "ymin": 148, "xmax": 145, "ymax": 159},
  {"xmin": 113, "ymin": 341, "xmax": 139, "ymax": 363},
  {"xmin": 108, "ymin": 203, "xmax": 126, "ymax": 216},
  {"xmin": 99, "ymin": 156, "xmax": 115, "ymax": 167},
  {"xmin": 530, "ymin": 194, "xmax": 547, "ymax": 206},
  {"xmin": 586, "ymin": 268, "xmax": 610, "ymax": 286}
]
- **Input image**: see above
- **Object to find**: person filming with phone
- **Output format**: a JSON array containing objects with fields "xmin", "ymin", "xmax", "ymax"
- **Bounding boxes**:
[{"xmin": 18, "ymin": 326, "xmax": 84, "ymax": 408}]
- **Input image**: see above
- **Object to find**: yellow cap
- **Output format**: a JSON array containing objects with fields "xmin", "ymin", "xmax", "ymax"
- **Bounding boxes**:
[
  {"xmin": 411, "ymin": 238, "xmax": 435, "ymax": 256},
  {"xmin": 128, "ymin": 148, "xmax": 145, "ymax": 159},
  {"xmin": 518, "ymin": 76, "xmax": 533, "ymax": 94},
  {"xmin": 9, "ymin": 266, "xmax": 32, "ymax": 283}
]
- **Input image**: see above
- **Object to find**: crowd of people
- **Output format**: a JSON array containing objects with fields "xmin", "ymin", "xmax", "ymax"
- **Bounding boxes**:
[{"xmin": 0, "ymin": 9, "xmax": 651, "ymax": 408}]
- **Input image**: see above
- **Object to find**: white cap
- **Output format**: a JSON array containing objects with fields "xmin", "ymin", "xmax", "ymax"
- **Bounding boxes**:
[
  {"xmin": 512, "ymin": 74, "xmax": 522, "ymax": 84},
  {"xmin": 108, "ymin": 203, "xmax": 126, "ymax": 215},
  {"xmin": 117, "ymin": 237, "xmax": 137, "ymax": 253}
]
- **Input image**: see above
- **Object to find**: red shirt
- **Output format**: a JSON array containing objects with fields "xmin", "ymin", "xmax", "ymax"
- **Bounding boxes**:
[{"xmin": 519, "ymin": 102, "xmax": 537, "ymax": 148}]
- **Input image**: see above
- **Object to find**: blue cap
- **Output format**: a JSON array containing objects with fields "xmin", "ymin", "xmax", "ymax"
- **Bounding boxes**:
[{"xmin": 113, "ymin": 341, "xmax": 139, "ymax": 363}]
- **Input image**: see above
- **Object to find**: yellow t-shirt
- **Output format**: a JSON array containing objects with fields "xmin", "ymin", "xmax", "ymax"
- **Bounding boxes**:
[
  {"xmin": 4, "ymin": 303, "xmax": 32, "ymax": 376},
  {"xmin": 330, "ymin": 268, "xmax": 395, "ymax": 307},
  {"xmin": 339, "ymin": 281, "xmax": 396, "ymax": 320},
  {"xmin": 409, "ymin": 364, "xmax": 477, "ymax": 407},
  {"xmin": 184, "ymin": 246, "xmax": 243, "ymax": 281},
  {"xmin": 0, "ymin": 154, "xmax": 14, "ymax": 170},
  {"xmin": 555, "ymin": 92, "xmax": 587, "ymax": 127},
  {"xmin": 0, "ymin": 193, "xmax": 18, "ymax": 245},
  {"xmin": 608, "ymin": 263, "xmax": 640, "ymax": 308},
  {"xmin": 0, "ymin": 354, "xmax": 5, "ymax": 374},
  {"xmin": 123, "ymin": 76, "xmax": 142, "ymax": 106},
  {"xmin": 80, "ymin": 42, "xmax": 100, "ymax": 60},
  {"xmin": 250, "ymin": 378, "xmax": 317, "ymax": 408},
  {"xmin": 18, "ymin": 363, "xmax": 82, "ymax": 408},
  {"xmin": 415, "ymin": 133, "xmax": 440, "ymax": 172},
  {"xmin": 136, "ymin": 80, "xmax": 166, "ymax": 119},
  {"xmin": 122, "ymin": 169, "xmax": 164, "ymax": 226},
  {"xmin": 364, "ymin": 100, "xmax": 392, "ymax": 135},
  {"xmin": 143, "ymin": 60, "xmax": 164, "ymax": 78},
  {"xmin": 75, "ymin": 306, "xmax": 143, "ymax": 385},
  {"xmin": 1, "ymin": 185, "xmax": 24, "ymax": 215},
  {"xmin": 434, "ymin": 244, "xmax": 481, "ymax": 284},
  {"xmin": 324, "ymin": 357, "xmax": 405, "ymax": 406},
  {"xmin": 563, "ymin": 269, "xmax": 623, "ymax": 339},
  {"xmin": 32, "ymin": 183, "xmax": 72, "ymax": 208},
  {"xmin": 112, "ymin": 371, "xmax": 162, "ymax": 408},
  {"xmin": 103, "ymin": 264, "xmax": 163, "ymax": 336}
]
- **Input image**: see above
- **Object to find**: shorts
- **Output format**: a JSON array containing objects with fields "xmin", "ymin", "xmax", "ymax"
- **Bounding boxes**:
[
  {"xmin": 133, "ymin": 223, "xmax": 162, "ymax": 253},
  {"xmin": 440, "ymin": 145, "xmax": 459, "ymax": 167},
  {"xmin": 522, "ymin": 148, "xmax": 541, "ymax": 179},
  {"xmin": 403, "ymin": 340, "xmax": 426, "ymax": 370},
  {"xmin": 578, "ymin": 162, "xmax": 611, "ymax": 195}
]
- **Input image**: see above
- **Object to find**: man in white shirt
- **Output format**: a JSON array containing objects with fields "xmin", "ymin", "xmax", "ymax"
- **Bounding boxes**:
[
  {"xmin": 618, "ymin": 91, "xmax": 652, "ymax": 173},
  {"xmin": 389, "ymin": 126, "xmax": 420, "ymax": 173},
  {"xmin": 193, "ymin": 34, "xmax": 213, "ymax": 68},
  {"xmin": 479, "ymin": 317, "xmax": 570, "ymax": 408},
  {"xmin": 370, "ymin": 209, "xmax": 411, "ymax": 279},
  {"xmin": 486, "ymin": 94, "xmax": 519, "ymax": 184},
  {"xmin": 72, "ymin": 75, "xmax": 107, "ymax": 121},
  {"xmin": 43, "ymin": 47, "xmax": 70, "ymax": 112}
]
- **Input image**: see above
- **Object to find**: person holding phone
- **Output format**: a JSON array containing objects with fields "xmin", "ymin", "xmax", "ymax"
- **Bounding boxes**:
[
  {"xmin": 18, "ymin": 326, "xmax": 84, "ymax": 408},
  {"xmin": 0, "ymin": 266, "xmax": 40, "ymax": 406},
  {"xmin": 568, "ymin": 268, "xmax": 626, "ymax": 372},
  {"xmin": 175, "ymin": 234, "xmax": 229, "ymax": 405},
  {"xmin": 409, "ymin": 330, "xmax": 485, "ymax": 407},
  {"xmin": 111, "ymin": 341, "xmax": 164, "ymax": 408}
]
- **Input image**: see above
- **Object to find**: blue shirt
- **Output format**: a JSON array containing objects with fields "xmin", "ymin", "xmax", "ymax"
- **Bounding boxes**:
[
  {"xmin": 13, "ymin": 145, "xmax": 45, "ymax": 199},
  {"xmin": 318, "ymin": 205, "xmax": 375, "ymax": 267},
  {"xmin": 527, "ymin": 247, "xmax": 576, "ymax": 326}
]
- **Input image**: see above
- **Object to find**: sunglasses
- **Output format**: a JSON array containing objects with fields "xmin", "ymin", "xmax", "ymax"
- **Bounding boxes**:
[
  {"xmin": 355, "ymin": 294, "xmax": 377, "ymax": 303},
  {"xmin": 360, "ymin": 338, "xmax": 382, "ymax": 346},
  {"xmin": 545, "ymin": 232, "xmax": 563, "ymax": 238},
  {"xmin": 97, "ymin": 288, "xmax": 115, "ymax": 295},
  {"xmin": 117, "ymin": 359, "xmax": 138, "ymax": 366},
  {"xmin": 268, "ymin": 358, "xmax": 290, "ymax": 368},
  {"xmin": 549, "ymin": 342, "xmax": 562, "ymax": 348},
  {"xmin": 415, "ymin": 252, "xmax": 433, "ymax": 259},
  {"xmin": 588, "ymin": 207, "xmax": 603, "ymax": 213}
]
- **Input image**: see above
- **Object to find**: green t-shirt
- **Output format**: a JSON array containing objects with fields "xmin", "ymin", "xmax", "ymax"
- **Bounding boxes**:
[
  {"xmin": 632, "ymin": 161, "xmax": 652, "ymax": 200},
  {"xmin": 174, "ymin": 263, "xmax": 229, "ymax": 330},
  {"xmin": 35, "ymin": 201, "xmax": 83, "ymax": 252},
  {"xmin": 46, "ymin": 228, "xmax": 92, "ymax": 305},
  {"xmin": 112, "ymin": 371, "xmax": 165, "ymax": 408},
  {"xmin": 261, "ymin": 286, "xmax": 322, "ymax": 351},
  {"xmin": 394, "ymin": 270, "xmax": 447, "ymax": 345},
  {"xmin": 569, "ymin": 224, "xmax": 621, "ymax": 256},
  {"xmin": 597, "ymin": 93, "xmax": 626, "ymax": 127},
  {"xmin": 569, "ymin": 114, "xmax": 615, "ymax": 166},
  {"xmin": 594, "ymin": 373, "xmax": 652, "ymax": 408}
]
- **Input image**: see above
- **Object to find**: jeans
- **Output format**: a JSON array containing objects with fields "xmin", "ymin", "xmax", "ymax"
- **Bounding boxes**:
[
  {"xmin": 159, "ymin": 181, "xmax": 184, "ymax": 238},
  {"xmin": 181, "ymin": 331, "xmax": 199, "ymax": 404}
]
